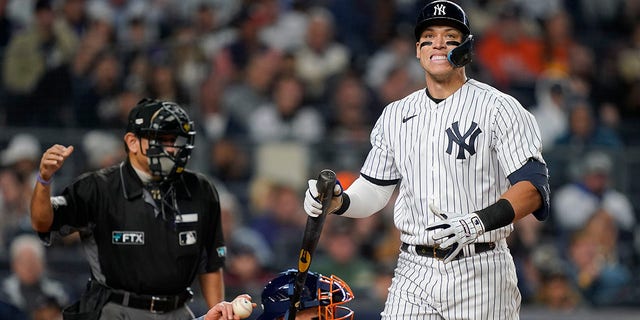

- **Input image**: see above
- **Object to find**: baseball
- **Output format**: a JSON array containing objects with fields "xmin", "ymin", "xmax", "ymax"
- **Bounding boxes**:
[{"xmin": 232, "ymin": 297, "xmax": 253, "ymax": 319}]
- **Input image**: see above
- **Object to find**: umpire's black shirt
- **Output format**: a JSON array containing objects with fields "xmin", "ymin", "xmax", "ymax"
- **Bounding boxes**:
[{"xmin": 41, "ymin": 158, "xmax": 226, "ymax": 296}]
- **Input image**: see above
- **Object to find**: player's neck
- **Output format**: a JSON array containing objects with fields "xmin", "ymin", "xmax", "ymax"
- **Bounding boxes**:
[{"xmin": 425, "ymin": 70, "xmax": 467, "ymax": 100}]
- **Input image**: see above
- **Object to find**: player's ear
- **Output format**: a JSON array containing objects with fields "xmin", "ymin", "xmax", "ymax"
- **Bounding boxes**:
[{"xmin": 124, "ymin": 133, "xmax": 141, "ymax": 154}]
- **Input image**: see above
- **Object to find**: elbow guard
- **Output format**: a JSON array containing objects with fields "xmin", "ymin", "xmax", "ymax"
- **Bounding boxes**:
[{"xmin": 508, "ymin": 159, "xmax": 550, "ymax": 221}]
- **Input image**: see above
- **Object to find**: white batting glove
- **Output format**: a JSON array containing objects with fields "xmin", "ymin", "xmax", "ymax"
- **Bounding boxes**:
[
  {"xmin": 425, "ymin": 204, "xmax": 485, "ymax": 263},
  {"xmin": 303, "ymin": 179, "xmax": 343, "ymax": 217}
]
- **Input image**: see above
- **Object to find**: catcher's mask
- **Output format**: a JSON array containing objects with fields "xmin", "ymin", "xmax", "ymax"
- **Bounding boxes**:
[
  {"xmin": 257, "ymin": 269, "xmax": 354, "ymax": 320},
  {"xmin": 127, "ymin": 98, "xmax": 195, "ymax": 182},
  {"xmin": 415, "ymin": 0, "xmax": 474, "ymax": 68}
]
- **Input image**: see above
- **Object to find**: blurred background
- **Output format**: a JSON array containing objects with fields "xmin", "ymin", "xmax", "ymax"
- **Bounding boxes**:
[{"xmin": 0, "ymin": 0, "xmax": 639, "ymax": 319}]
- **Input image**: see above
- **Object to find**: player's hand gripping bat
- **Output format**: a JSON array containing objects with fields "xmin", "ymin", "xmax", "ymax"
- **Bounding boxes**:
[{"xmin": 287, "ymin": 169, "xmax": 337, "ymax": 320}]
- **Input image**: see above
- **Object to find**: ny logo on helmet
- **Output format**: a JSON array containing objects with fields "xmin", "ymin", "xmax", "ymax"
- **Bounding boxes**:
[
  {"xmin": 433, "ymin": 3, "xmax": 446, "ymax": 16},
  {"xmin": 445, "ymin": 121, "xmax": 482, "ymax": 159}
]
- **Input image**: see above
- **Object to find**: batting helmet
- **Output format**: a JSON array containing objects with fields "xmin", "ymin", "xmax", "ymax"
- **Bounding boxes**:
[
  {"xmin": 257, "ymin": 269, "xmax": 354, "ymax": 320},
  {"xmin": 414, "ymin": 0, "xmax": 474, "ymax": 67},
  {"xmin": 414, "ymin": 0, "xmax": 470, "ymax": 41},
  {"xmin": 127, "ymin": 98, "xmax": 195, "ymax": 181}
]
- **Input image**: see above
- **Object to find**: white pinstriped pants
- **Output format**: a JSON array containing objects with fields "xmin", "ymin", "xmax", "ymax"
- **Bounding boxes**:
[{"xmin": 381, "ymin": 239, "xmax": 520, "ymax": 320}]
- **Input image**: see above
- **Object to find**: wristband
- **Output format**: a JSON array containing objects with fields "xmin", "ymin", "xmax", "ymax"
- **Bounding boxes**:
[
  {"xmin": 475, "ymin": 199, "xmax": 515, "ymax": 232},
  {"xmin": 333, "ymin": 193, "xmax": 350, "ymax": 216},
  {"xmin": 37, "ymin": 173, "xmax": 52, "ymax": 186}
]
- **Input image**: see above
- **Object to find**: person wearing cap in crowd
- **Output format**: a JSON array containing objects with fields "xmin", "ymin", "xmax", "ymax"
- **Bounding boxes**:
[
  {"xmin": 554, "ymin": 151, "xmax": 634, "ymax": 233},
  {"xmin": 0, "ymin": 133, "xmax": 42, "ymax": 252},
  {"xmin": 1, "ymin": 133, "xmax": 41, "ymax": 184},
  {"xmin": 30, "ymin": 98, "xmax": 226, "ymax": 319}
]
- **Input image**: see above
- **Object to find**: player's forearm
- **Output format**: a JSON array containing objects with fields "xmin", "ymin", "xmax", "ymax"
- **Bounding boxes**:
[
  {"xmin": 30, "ymin": 183, "xmax": 54, "ymax": 232},
  {"xmin": 339, "ymin": 176, "xmax": 395, "ymax": 218},
  {"xmin": 500, "ymin": 181, "xmax": 542, "ymax": 222},
  {"xmin": 200, "ymin": 269, "xmax": 224, "ymax": 308}
]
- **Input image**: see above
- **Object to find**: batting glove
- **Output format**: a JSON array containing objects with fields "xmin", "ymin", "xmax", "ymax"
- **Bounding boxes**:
[
  {"xmin": 425, "ymin": 204, "xmax": 485, "ymax": 263},
  {"xmin": 303, "ymin": 179, "xmax": 343, "ymax": 217}
]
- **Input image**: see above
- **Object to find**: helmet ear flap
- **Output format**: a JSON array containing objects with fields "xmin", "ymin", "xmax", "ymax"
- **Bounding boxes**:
[{"xmin": 447, "ymin": 34, "xmax": 474, "ymax": 68}]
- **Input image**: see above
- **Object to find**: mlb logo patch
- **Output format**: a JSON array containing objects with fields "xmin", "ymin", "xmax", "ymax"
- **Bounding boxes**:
[
  {"xmin": 179, "ymin": 231, "xmax": 197, "ymax": 246},
  {"xmin": 112, "ymin": 231, "xmax": 144, "ymax": 245}
]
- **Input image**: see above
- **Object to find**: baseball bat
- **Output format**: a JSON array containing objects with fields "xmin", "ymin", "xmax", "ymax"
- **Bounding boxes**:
[{"xmin": 287, "ymin": 169, "xmax": 337, "ymax": 320}]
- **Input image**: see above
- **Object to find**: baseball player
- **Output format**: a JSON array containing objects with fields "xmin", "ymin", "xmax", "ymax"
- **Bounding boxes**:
[
  {"xmin": 31, "ymin": 99, "xmax": 226, "ymax": 319},
  {"xmin": 196, "ymin": 269, "xmax": 354, "ymax": 320},
  {"xmin": 303, "ymin": 1, "xmax": 550, "ymax": 319}
]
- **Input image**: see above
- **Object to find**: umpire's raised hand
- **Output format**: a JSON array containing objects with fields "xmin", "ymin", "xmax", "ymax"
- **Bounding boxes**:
[
  {"xmin": 39, "ymin": 144, "xmax": 74, "ymax": 182},
  {"xmin": 31, "ymin": 144, "xmax": 74, "ymax": 233}
]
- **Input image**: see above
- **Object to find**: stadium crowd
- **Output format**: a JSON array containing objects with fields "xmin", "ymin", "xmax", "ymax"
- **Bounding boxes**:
[{"xmin": 0, "ymin": 0, "xmax": 639, "ymax": 318}]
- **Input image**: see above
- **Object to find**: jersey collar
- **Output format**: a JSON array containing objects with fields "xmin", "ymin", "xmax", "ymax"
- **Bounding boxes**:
[{"xmin": 120, "ymin": 159, "xmax": 192, "ymax": 200}]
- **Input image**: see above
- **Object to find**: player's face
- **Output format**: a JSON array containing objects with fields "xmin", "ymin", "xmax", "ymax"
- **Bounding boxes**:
[{"xmin": 416, "ymin": 26, "xmax": 464, "ymax": 80}]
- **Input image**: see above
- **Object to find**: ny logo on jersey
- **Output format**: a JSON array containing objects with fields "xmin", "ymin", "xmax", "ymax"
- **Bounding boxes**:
[
  {"xmin": 433, "ymin": 4, "xmax": 446, "ymax": 16},
  {"xmin": 445, "ymin": 121, "xmax": 482, "ymax": 159}
]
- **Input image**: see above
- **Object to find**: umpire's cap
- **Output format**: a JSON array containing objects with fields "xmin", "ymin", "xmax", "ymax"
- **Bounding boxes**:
[{"xmin": 414, "ymin": 0, "xmax": 470, "ymax": 41}]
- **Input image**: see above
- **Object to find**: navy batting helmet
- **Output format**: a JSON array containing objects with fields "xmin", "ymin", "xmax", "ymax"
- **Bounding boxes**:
[
  {"xmin": 414, "ymin": 0, "xmax": 474, "ymax": 67},
  {"xmin": 257, "ymin": 269, "xmax": 354, "ymax": 320},
  {"xmin": 414, "ymin": 0, "xmax": 470, "ymax": 41}
]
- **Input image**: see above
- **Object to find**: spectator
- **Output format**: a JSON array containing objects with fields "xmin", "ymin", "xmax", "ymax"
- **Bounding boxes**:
[
  {"xmin": 294, "ymin": 7, "xmax": 350, "ymax": 102},
  {"xmin": 475, "ymin": 3, "xmax": 544, "ymax": 92},
  {"xmin": 249, "ymin": 182, "xmax": 306, "ymax": 271},
  {"xmin": 364, "ymin": 32, "xmax": 423, "ymax": 95},
  {"xmin": 0, "ymin": 169, "xmax": 32, "ymax": 253},
  {"xmin": 540, "ymin": 10, "xmax": 580, "ymax": 75},
  {"xmin": 247, "ymin": 74, "xmax": 324, "ymax": 144},
  {"xmin": 80, "ymin": 130, "xmax": 125, "ymax": 171},
  {"xmin": 2, "ymin": 0, "xmax": 78, "ymax": 126},
  {"xmin": 554, "ymin": 97, "xmax": 624, "ymax": 152},
  {"xmin": 72, "ymin": 49, "xmax": 123, "ymax": 128},
  {"xmin": 222, "ymin": 2, "xmax": 276, "ymax": 73},
  {"xmin": 1, "ymin": 133, "xmax": 41, "ymax": 184},
  {"xmin": 327, "ymin": 72, "xmax": 375, "ymax": 143},
  {"xmin": 312, "ymin": 220, "xmax": 375, "ymax": 294},
  {"xmin": 554, "ymin": 151, "xmax": 634, "ymax": 233},
  {"xmin": 220, "ymin": 49, "xmax": 282, "ymax": 133},
  {"xmin": 531, "ymin": 74, "xmax": 572, "ymax": 148},
  {"xmin": 1, "ymin": 234, "xmax": 70, "ymax": 315},
  {"xmin": 535, "ymin": 271, "xmax": 583, "ymax": 311},
  {"xmin": 616, "ymin": 21, "xmax": 640, "ymax": 118},
  {"xmin": 566, "ymin": 214, "xmax": 633, "ymax": 307},
  {"xmin": 59, "ymin": 0, "xmax": 89, "ymax": 38},
  {"xmin": 0, "ymin": 133, "xmax": 42, "ymax": 250}
]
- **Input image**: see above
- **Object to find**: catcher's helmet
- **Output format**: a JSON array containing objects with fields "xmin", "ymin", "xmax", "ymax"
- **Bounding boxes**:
[
  {"xmin": 257, "ymin": 269, "xmax": 354, "ymax": 320},
  {"xmin": 414, "ymin": 0, "xmax": 473, "ymax": 68},
  {"xmin": 126, "ymin": 98, "xmax": 195, "ymax": 181}
]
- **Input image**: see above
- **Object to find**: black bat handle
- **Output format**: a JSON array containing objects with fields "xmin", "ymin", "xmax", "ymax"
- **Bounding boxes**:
[
  {"xmin": 287, "ymin": 169, "xmax": 336, "ymax": 320},
  {"xmin": 316, "ymin": 169, "xmax": 337, "ymax": 210}
]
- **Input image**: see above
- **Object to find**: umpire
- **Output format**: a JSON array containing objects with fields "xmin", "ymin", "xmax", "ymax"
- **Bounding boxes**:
[{"xmin": 30, "ymin": 99, "xmax": 226, "ymax": 320}]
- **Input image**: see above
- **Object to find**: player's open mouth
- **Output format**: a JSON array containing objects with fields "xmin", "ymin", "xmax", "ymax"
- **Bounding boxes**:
[{"xmin": 430, "ymin": 55, "xmax": 448, "ymax": 61}]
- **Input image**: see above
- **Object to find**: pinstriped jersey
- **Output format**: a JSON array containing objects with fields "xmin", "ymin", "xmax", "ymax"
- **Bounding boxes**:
[{"xmin": 360, "ymin": 79, "xmax": 544, "ymax": 246}]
